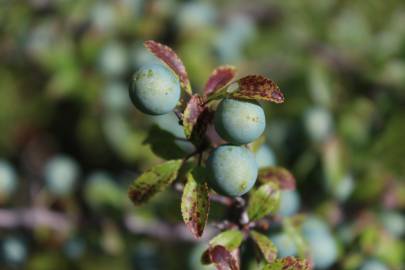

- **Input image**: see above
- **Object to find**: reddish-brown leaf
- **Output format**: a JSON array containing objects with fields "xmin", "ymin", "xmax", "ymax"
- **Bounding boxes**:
[
  {"xmin": 231, "ymin": 75, "xmax": 284, "ymax": 103},
  {"xmin": 209, "ymin": 245, "xmax": 239, "ymax": 270},
  {"xmin": 183, "ymin": 95, "xmax": 214, "ymax": 146},
  {"xmin": 258, "ymin": 166, "xmax": 296, "ymax": 190},
  {"xmin": 144, "ymin": 40, "xmax": 191, "ymax": 94},
  {"xmin": 201, "ymin": 249, "xmax": 212, "ymax": 265},
  {"xmin": 183, "ymin": 95, "xmax": 205, "ymax": 139},
  {"xmin": 205, "ymin": 65, "xmax": 237, "ymax": 96}
]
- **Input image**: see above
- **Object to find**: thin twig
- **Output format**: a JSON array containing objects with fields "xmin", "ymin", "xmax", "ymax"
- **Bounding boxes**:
[
  {"xmin": 210, "ymin": 194, "xmax": 233, "ymax": 206},
  {"xmin": 0, "ymin": 208, "xmax": 217, "ymax": 242},
  {"xmin": 0, "ymin": 208, "xmax": 73, "ymax": 233},
  {"xmin": 125, "ymin": 215, "xmax": 216, "ymax": 242}
]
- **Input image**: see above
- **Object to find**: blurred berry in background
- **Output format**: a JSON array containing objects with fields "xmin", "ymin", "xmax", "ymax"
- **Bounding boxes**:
[{"xmin": 0, "ymin": 161, "xmax": 17, "ymax": 201}]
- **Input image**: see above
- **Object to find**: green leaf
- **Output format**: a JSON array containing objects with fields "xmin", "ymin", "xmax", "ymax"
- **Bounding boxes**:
[
  {"xmin": 128, "ymin": 160, "xmax": 182, "ymax": 205},
  {"xmin": 143, "ymin": 125, "xmax": 189, "ymax": 160},
  {"xmin": 258, "ymin": 167, "xmax": 296, "ymax": 190},
  {"xmin": 247, "ymin": 182, "xmax": 281, "ymax": 221},
  {"xmin": 209, "ymin": 229, "xmax": 244, "ymax": 251},
  {"xmin": 181, "ymin": 167, "xmax": 210, "ymax": 238},
  {"xmin": 250, "ymin": 231, "xmax": 277, "ymax": 263},
  {"xmin": 262, "ymin": 257, "xmax": 310, "ymax": 270},
  {"xmin": 144, "ymin": 40, "xmax": 192, "ymax": 95},
  {"xmin": 207, "ymin": 75, "xmax": 284, "ymax": 104},
  {"xmin": 205, "ymin": 65, "xmax": 237, "ymax": 96}
]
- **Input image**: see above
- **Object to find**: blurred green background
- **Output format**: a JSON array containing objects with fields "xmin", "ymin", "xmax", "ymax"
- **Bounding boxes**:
[{"xmin": 0, "ymin": 0, "xmax": 404, "ymax": 269}]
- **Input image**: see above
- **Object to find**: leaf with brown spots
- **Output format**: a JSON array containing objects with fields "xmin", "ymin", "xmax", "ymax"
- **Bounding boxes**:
[
  {"xmin": 144, "ymin": 40, "xmax": 192, "ymax": 95},
  {"xmin": 250, "ymin": 231, "xmax": 277, "ymax": 263},
  {"xmin": 207, "ymin": 75, "xmax": 284, "ymax": 103},
  {"xmin": 232, "ymin": 75, "xmax": 284, "ymax": 103},
  {"xmin": 262, "ymin": 257, "xmax": 311, "ymax": 270},
  {"xmin": 181, "ymin": 167, "xmax": 210, "ymax": 238},
  {"xmin": 205, "ymin": 65, "xmax": 237, "ymax": 96},
  {"xmin": 209, "ymin": 245, "xmax": 239, "ymax": 270},
  {"xmin": 183, "ymin": 95, "xmax": 205, "ymax": 139},
  {"xmin": 128, "ymin": 160, "xmax": 182, "ymax": 205},
  {"xmin": 258, "ymin": 166, "xmax": 296, "ymax": 190},
  {"xmin": 247, "ymin": 182, "xmax": 281, "ymax": 221},
  {"xmin": 201, "ymin": 230, "xmax": 243, "ymax": 269},
  {"xmin": 183, "ymin": 94, "xmax": 214, "ymax": 146}
]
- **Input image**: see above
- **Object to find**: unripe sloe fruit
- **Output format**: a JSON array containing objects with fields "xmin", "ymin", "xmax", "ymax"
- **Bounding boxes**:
[
  {"xmin": 304, "ymin": 107, "xmax": 332, "ymax": 142},
  {"xmin": 1, "ymin": 237, "xmax": 27, "ymax": 265},
  {"xmin": 301, "ymin": 216, "xmax": 338, "ymax": 269},
  {"xmin": 103, "ymin": 81, "xmax": 131, "ymax": 112},
  {"xmin": 129, "ymin": 64, "xmax": 180, "ymax": 115},
  {"xmin": 278, "ymin": 190, "xmax": 300, "ymax": 217},
  {"xmin": 44, "ymin": 155, "xmax": 79, "ymax": 196},
  {"xmin": 380, "ymin": 211, "xmax": 405, "ymax": 237},
  {"xmin": 0, "ymin": 160, "xmax": 17, "ymax": 198},
  {"xmin": 177, "ymin": 2, "xmax": 216, "ymax": 33},
  {"xmin": 215, "ymin": 99, "xmax": 265, "ymax": 145},
  {"xmin": 360, "ymin": 259, "xmax": 389, "ymax": 270},
  {"xmin": 255, "ymin": 144, "xmax": 276, "ymax": 169},
  {"xmin": 270, "ymin": 233, "xmax": 297, "ymax": 257},
  {"xmin": 301, "ymin": 216, "xmax": 331, "ymax": 240},
  {"xmin": 206, "ymin": 145, "xmax": 258, "ymax": 197},
  {"xmin": 306, "ymin": 233, "xmax": 338, "ymax": 269},
  {"xmin": 99, "ymin": 42, "xmax": 128, "ymax": 77}
]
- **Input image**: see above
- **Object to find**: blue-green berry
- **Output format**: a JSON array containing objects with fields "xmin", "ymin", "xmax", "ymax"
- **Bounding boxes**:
[
  {"xmin": 380, "ymin": 211, "xmax": 405, "ymax": 237},
  {"xmin": 278, "ymin": 190, "xmax": 300, "ymax": 217},
  {"xmin": 304, "ymin": 107, "xmax": 332, "ymax": 142},
  {"xmin": 301, "ymin": 216, "xmax": 330, "ymax": 238},
  {"xmin": 301, "ymin": 216, "xmax": 338, "ymax": 269},
  {"xmin": 44, "ymin": 155, "xmax": 79, "ymax": 196},
  {"xmin": 360, "ymin": 259, "xmax": 389, "ymax": 270},
  {"xmin": 0, "ymin": 160, "xmax": 17, "ymax": 198},
  {"xmin": 103, "ymin": 81, "xmax": 131, "ymax": 112},
  {"xmin": 255, "ymin": 144, "xmax": 276, "ymax": 168},
  {"xmin": 1, "ymin": 237, "xmax": 27, "ymax": 265},
  {"xmin": 215, "ymin": 99, "xmax": 265, "ymax": 145},
  {"xmin": 129, "ymin": 64, "xmax": 180, "ymax": 115},
  {"xmin": 99, "ymin": 42, "xmax": 128, "ymax": 77},
  {"xmin": 270, "ymin": 233, "xmax": 297, "ymax": 258},
  {"xmin": 306, "ymin": 232, "xmax": 338, "ymax": 269},
  {"xmin": 206, "ymin": 145, "xmax": 258, "ymax": 197}
]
